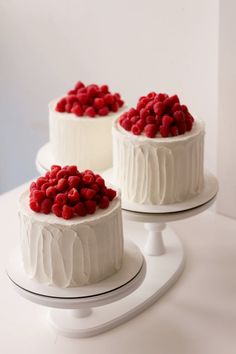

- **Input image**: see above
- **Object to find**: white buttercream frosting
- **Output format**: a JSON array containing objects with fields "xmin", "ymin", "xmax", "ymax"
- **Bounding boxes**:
[
  {"xmin": 49, "ymin": 99, "xmax": 126, "ymax": 172},
  {"xmin": 112, "ymin": 120, "xmax": 205, "ymax": 205},
  {"xmin": 19, "ymin": 191, "xmax": 124, "ymax": 288}
]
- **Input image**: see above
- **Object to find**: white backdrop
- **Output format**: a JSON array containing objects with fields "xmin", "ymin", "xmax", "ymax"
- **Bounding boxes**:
[{"xmin": 1, "ymin": 0, "xmax": 218, "ymax": 193}]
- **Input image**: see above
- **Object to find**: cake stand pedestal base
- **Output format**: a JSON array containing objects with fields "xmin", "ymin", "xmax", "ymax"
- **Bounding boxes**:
[{"xmin": 7, "ymin": 235, "xmax": 184, "ymax": 338}]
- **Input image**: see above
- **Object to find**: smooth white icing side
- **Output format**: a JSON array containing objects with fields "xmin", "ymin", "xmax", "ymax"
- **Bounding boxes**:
[
  {"xmin": 49, "ymin": 99, "xmax": 126, "ymax": 171},
  {"xmin": 112, "ymin": 120, "xmax": 205, "ymax": 205},
  {"xmin": 19, "ymin": 191, "xmax": 124, "ymax": 287}
]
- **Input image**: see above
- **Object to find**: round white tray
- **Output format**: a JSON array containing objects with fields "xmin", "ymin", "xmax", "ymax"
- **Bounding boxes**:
[
  {"xmin": 7, "ymin": 240, "xmax": 144, "ymax": 301},
  {"xmin": 7, "ymin": 229, "xmax": 184, "ymax": 338},
  {"xmin": 102, "ymin": 168, "xmax": 218, "ymax": 214}
]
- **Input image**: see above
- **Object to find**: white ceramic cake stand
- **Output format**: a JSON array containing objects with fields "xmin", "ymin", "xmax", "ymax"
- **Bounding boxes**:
[
  {"xmin": 102, "ymin": 169, "xmax": 218, "ymax": 256},
  {"xmin": 7, "ymin": 241, "xmax": 147, "ymax": 338}
]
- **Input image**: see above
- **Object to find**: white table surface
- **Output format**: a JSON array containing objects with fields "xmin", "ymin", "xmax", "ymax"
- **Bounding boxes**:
[{"xmin": 1, "ymin": 183, "xmax": 236, "ymax": 354}]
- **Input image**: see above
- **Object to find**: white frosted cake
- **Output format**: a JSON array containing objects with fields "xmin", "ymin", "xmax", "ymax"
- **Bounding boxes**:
[
  {"xmin": 49, "ymin": 82, "xmax": 125, "ymax": 171},
  {"xmin": 19, "ymin": 166, "xmax": 124, "ymax": 287},
  {"xmin": 112, "ymin": 92, "xmax": 205, "ymax": 205}
]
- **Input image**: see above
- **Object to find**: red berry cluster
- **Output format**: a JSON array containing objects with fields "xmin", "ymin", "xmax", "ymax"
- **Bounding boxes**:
[
  {"xmin": 29, "ymin": 165, "xmax": 117, "ymax": 220},
  {"xmin": 119, "ymin": 92, "xmax": 194, "ymax": 138},
  {"xmin": 55, "ymin": 81, "xmax": 124, "ymax": 117}
]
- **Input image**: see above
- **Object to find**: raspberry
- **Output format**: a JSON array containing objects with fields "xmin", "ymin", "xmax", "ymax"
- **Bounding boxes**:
[
  {"xmin": 77, "ymin": 87, "xmax": 86, "ymax": 94},
  {"xmin": 107, "ymin": 188, "xmax": 117, "ymax": 201},
  {"xmin": 68, "ymin": 188, "xmax": 80, "ymax": 203},
  {"xmin": 56, "ymin": 98, "xmax": 66, "ymax": 112},
  {"xmin": 136, "ymin": 118, "xmax": 146, "ymax": 131},
  {"xmin": 32, "ymin": 190, "xmax": 45, "ymax": 203},
  {"xmin": 186, "ymin": 116, "xmax": 193, "ymax": 131},
  {"xmin": 178, "ymin": 122, "xmax": 187, "ymax": 134},
  {"xmin": 171, "ymin": 103, "xmax": 182, "ymax": 114},
  {"xmin": 84, "ymin": 169, "xmax": 94, "ymax": 175},
  {"xmin": 98, "ymin": 107, "xmax": 109, "ymax": 116},
  {"xmin": 30, "ymin": 182, "xmax": 37, "ymax": 192},
  {"xmin": 100, "ymin": 85, "xmax": 109, "ymax": 94},
  {"xmin": 74, "ymin": 202, "xmax": 86, "ymax": 216},
  {"xmin": 56, "ymin": 169, "xmax": 69, "ymax": 179},
  {"xmin": 62, "ymin": 205, "xmax": 73, "ymax": 220},
  {"xmin": 36, "ymin": 177, "xmax": 47, "ymax": 188},
  {"xmin": 52, "ymin": 203, "xmax": 62, "ymax": 217},
  {"xmin": 55, "ymin": 193, "xmax": 68, "ymax": 206},
  {"xmin": 66, "ymin": 165, "xmax": 78, "ymax": 175},
  {"xmin": 159, "ymin": 125, "xmax": 169, "ymax": 137},
  {"xmin": 84, "ymin": 107, "xmax": 96, "ymax": 117},
  {"xmin": 41, "ymin": 182, "xmax": 50, "ymax": 192},
  {"xmin": 96, "ymin": 176, "xmax": 105, "ymax": 187},
  {"xmin": 162, "ymin": 115, "xmax": 174, "ymax": 126},
  {"xmin": 170, "ymin": 126, "xmax": 179, "ymax": 136},
  {"xmin": 49, "ymin": 178, "xmax": 57, "ymax": 186},
  {"xmin": 121, "ymin": 118, "xmax": 132, "ymax": 131},
  {"xmin": 101, "ymin": 186, "xmax": 108, "ymax": 196},
  {"xmin": 118, "ymin": 113, "xmax": 127, "ymax": 124},
  {"xmin": 68, "ymin": 175, "xmax": 80, "ymax": 189},
  {"xmin": 173, "ymin": 111, "xmax": 185, "ymax": 124},
  {"xmin": 131, "ymin": 124, "xmax": 142, "ymax": 135},
  {"xmin": 41, "ymin": 198, "xmax": 53, "ymax": 214},
  {"xmin": 153, "ymin": 102, "xmax": 165, "ymax": 116},
  {"xmin": 140, "ymin": 108, "xmax": 149, "ymax": 120},
  {"xmin": 136, "ymin": 101, "xmax": 146, "ymax": 111},
  {"xmin": 94, "ymin": 98, "xmax": 105, "ymax": 109},
  {"xmin": 71, "ymin": 104, "xmax": 83, "ymax": 117},
  {"xmin": 104, "ymin": 94, "xmax": 115, "ymax": 105},
  {"xmin": 146, "ymin": 115, "xmax": 155, "ymax": 124},
  {"xmin": 145, "ymin": 101, "xmax": 154, "ymax": 111},
  {"xmin": 56, "ymin": 178, "xmax": 68, "ymax": 192},
  {"xmin": 90, "ymin": 183, "xmax": 100, "ymax": 192},
  {"xmin": 155, "ymin": 115, "xmax": 162, "ymax": 126},
  {"xmin": 46, "ymin": 186, "xmax": 57, "ymax": 198},
  {"xmin": 181, "ymin": 105, "xmax": 188, "ymax": 113},
  {"xmin": 128, "ymin": 108, "xmax": 138, "ymax": 118},
  {"xmin": 87, "ymin": 85, "xmax": 98, "ymax": 98},
  {"xmin": 83, "ymin": 173, "xmax": 95, "ymax": 185},
  {"xmin": 187, "ymin": 113, "xmax": 194, "ymax": 122},
  {"xmin": 94, "ymin": 194, "xmax": 101, "ymax": 204},
  {"xmin": 130, "ymin": 116, "xmax": 139, "ymax": 124},
  {"xmin": 85, "ymin": 200, "xmax": 97, "ymax": 214},
  {"xmin": 67, "ymin": 89, "xmax": 77, "ymax": 96},
  {"xmin": 111, "ymin": 102, "xmax": 119, "ymax": 112},
  {"xmin": 99, "ymin": 196, "xmax": 110, "ymax": 209},
  {"xmin": 163, "ymin": 95, "xmax": 179, "ymax": 109},
  {"xmin": 144, "ymin": 124, "xmax": 157, "ymax": 138},
  {"xmin": 114, "ymin": 93, "xmax": 121, "ymax": 100},
  {"xmin": 170, "ymin": 94, "xmax": 180, "ymax": 105},
  {"xmin": 155, "ymin": 93, "xmax": 166, "ymax": 102},
  {"xmin": 75, "ymin": 81, "xmax": 85, "ymax": 90},
  {"xmin": 50, "ymin": 165, "xmax": 61, "ymax": 177},
  {"xmin": 81, "ymin": 188, "xmax": 96, "ymax": 200},
  {"xmin": 66, "ymin": 95, "xmax": 78, "ymax": 105},
  {"xmin": 118, "ymin": 99, "xmax": 124, "ymax": 107},
  {"xmin": 65, "ymin": 103, "xmax": 72, "ymax": 113},
  {"xmin": 147, "ymin": 92, "xmax": 156, "ymax": 99},
  {"xmin": 30, "ymin": 200, "xmax": 41, "ymax": 212},
  {"xmin": 77, "ymin": 93, "xmax": 88, "ymax": 105}
]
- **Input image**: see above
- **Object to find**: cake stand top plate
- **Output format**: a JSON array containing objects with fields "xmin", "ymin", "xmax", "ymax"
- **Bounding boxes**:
[
  {"xmin": 102, "ymin": 169, "xmax": 218, "ymax": 214},
  {"xmin": 7, "ymin": 240, "xmax": 144, "ymax": 300}
]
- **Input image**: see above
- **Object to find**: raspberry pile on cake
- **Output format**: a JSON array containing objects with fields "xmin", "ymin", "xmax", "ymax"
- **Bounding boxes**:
[
  {"xmin": 56, "ymin": 81, "xmax": 124, "ymax": 117},
  {"xmin": 119, "ymin": 92, "xmax": 194, "ymax": 138},
  {"xmin": 29, "ymin": 165, "xmax": 117, "ymax": 219}
]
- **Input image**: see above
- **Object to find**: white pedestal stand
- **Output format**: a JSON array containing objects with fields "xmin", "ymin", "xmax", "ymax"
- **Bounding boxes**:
[
  {"xmin": 33, "ymin": 147, "xmax": 217, "ymax": 338},
  {"xmin": 7, "ymin": 241, "xmax": 147, "ymax": 338}
]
